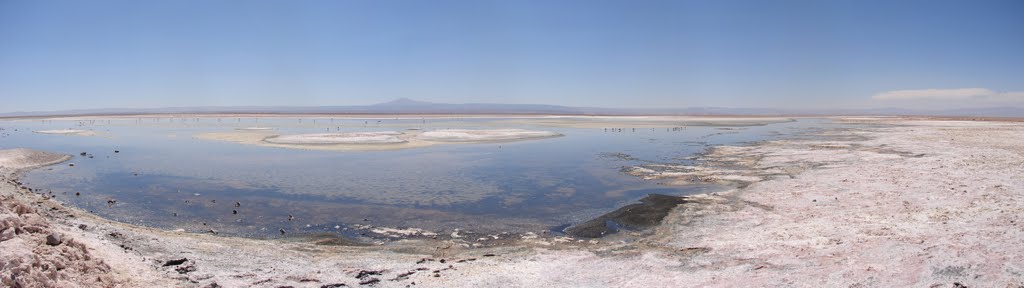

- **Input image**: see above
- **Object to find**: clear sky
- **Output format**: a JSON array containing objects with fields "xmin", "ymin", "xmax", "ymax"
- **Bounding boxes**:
[{"xmin": 1, "ymin": 0, "xmax": 1022, "ymax": 112}]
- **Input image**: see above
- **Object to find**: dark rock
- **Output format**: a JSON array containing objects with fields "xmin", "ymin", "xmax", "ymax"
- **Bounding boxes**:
[
  {"xmin": 163, "ymin": 258, "xmax": 188, "ymax": 266},
  {"xmin": 80, "ymin": 152, "xmax": 87, "ymax": 156},
  {"xmin": 320, "ymin": 284, "xmax": 347, "ymax": 288},
  {"xmin": 356, "ymin": 270, "xmax": 383, "ymax": 279},
  {"xmin": 358, "ymin": 278, "xmax": 379, "ymax": 285},
  {"xmin": 482, "ymin": 254, "xmax": 496, "ymax": 257},
  {"xmin": 678, "ymin": 247, "xmax": 712, "ymax": 256},
  {"xmin": 46, "ymin": 233, "xmax": 62, "ymax": 246}
]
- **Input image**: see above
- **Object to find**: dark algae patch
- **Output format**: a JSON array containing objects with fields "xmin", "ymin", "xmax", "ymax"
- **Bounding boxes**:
[{"xmin": 564, "ymin": 194, "xmax": 689, "ymax": 238}]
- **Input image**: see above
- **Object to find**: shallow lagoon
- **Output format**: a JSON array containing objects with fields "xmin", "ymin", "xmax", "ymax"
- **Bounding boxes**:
[{"xmin": 1, "ymin": 116, "xmax": 826, "ymax": 240}]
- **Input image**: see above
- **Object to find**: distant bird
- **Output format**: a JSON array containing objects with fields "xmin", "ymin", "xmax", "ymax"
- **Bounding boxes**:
[
  {"xmin": 232, "ymin": 210, "xmax": 237, "ymax": 215},
  {"xmin": 235, "ymin": 202, "xmax": 241, "ymax": 207},
  {"xmin": 279, "ymin": 229, "xmax": 286, "ymax": 235},
  {"xmin": 288, "ymin": 214, "xmax": 294, "ymax": 221}
]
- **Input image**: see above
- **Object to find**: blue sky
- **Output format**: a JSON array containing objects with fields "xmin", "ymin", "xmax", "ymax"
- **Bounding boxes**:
[{"xmin": 1, "ymin": 0, "xmax": 1022, "ymax": 112}]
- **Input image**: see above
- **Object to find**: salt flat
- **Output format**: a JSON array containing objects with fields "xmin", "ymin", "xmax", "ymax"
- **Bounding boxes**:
[{"xmin": 2, "ymin": 116, "xmax": 1022, "ymax": 287}]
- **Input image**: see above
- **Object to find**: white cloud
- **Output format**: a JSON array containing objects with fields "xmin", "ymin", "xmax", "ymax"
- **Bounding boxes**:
[{"xmin": 871, "ymin": 88, "xmax": 1024, "ymax": 107}]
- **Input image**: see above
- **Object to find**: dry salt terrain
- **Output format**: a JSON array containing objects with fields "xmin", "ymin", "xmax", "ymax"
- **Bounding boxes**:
[{"xmin": 3, "ymin": 116, "xmax": 1024, "ymax": 287}]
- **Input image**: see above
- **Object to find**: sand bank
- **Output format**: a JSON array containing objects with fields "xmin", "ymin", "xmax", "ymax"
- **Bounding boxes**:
[
  {"xmin": 236, "ymin": 127, "xmax": 273, "ymax": 131},
  {"xmin": 32, "ymin": 129, "xmax": 97, "ymax": 136},
  {"xmin": 196, "ymin": 128, "xmax": 561, "ymax": 151},
  {"xmin": 265, "ymin": 132, "xmax": 407, "ymax": 144},
  {"xmin": 495, "ymin": 116, "xmax": 795, "ymax": 128},
  {"xmin": 4, "ymin": 117, "xmax": 1024, "ymax": 287},
  {"xmin": 416, "ymin": 129, "xmax": 561, "ymax": 142}
]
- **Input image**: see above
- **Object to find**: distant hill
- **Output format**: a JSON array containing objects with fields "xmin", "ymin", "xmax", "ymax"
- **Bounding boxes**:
[{"xmin": 1, "ymin": 98, "xmax": 1022, "ymax": 118}]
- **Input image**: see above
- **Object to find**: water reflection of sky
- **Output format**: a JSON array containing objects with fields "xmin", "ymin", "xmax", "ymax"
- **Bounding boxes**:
[{"xmin": 2, "ymin": 117, "xmax": 829, "ymax": 238}]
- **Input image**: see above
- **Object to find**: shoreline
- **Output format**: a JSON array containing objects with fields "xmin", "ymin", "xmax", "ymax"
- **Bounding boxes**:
[{"xmin": 3, "ymin": 117, "xmax": 1024, "ymax": 286}]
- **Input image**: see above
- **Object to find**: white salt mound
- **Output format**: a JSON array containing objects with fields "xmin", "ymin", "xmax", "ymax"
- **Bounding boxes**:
[
  {"xmin": 0, "ymin": 148, "xmax": 70, "ymax": 171},
  {"xmin": 264, "ymin": 132, "xmax": 406, "ymax": 144},
  {"xmin": 33, "ymin": 129, "xmax": 90, "ymax": 135},
  {"xmin": 417, "ymin": 129, "xmax": 561, "ymax": 142}
]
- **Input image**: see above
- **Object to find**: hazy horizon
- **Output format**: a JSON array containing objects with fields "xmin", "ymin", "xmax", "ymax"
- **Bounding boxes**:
[{"xmin": 2, "ymin": 0, "xmax": 1023, "ymax": 113}]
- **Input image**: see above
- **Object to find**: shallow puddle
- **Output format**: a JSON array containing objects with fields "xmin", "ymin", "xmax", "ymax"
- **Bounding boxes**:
[{"xmin": 2, "ymin": 116, "xmax": 831, "ymax": 239}]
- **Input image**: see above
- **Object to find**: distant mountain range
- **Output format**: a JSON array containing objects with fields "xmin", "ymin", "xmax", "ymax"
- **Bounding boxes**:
[{"xmin": 2, "ymin": 98, "xmax": 1022, "ymax": 118}]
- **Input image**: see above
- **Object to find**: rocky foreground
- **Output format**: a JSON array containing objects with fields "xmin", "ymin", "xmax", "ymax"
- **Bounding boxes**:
[{"xmin": 2, "ymin": 118, "xmax": 1024, "ymax": 287}]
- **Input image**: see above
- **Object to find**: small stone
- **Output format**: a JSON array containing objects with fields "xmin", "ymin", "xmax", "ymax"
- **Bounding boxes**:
[
  {"xmin": 46, "ymin": 233, "xmax": 62, "ymax": 246},
  {"xmin": 0, "ymin": 228, "xmax": 14, "ymax": 241}
]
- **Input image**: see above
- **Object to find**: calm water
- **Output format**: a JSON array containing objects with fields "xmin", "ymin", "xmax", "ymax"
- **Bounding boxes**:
[{"xmin": 1, "ymin": 117, "xmax": 829, "ymax": 239}]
